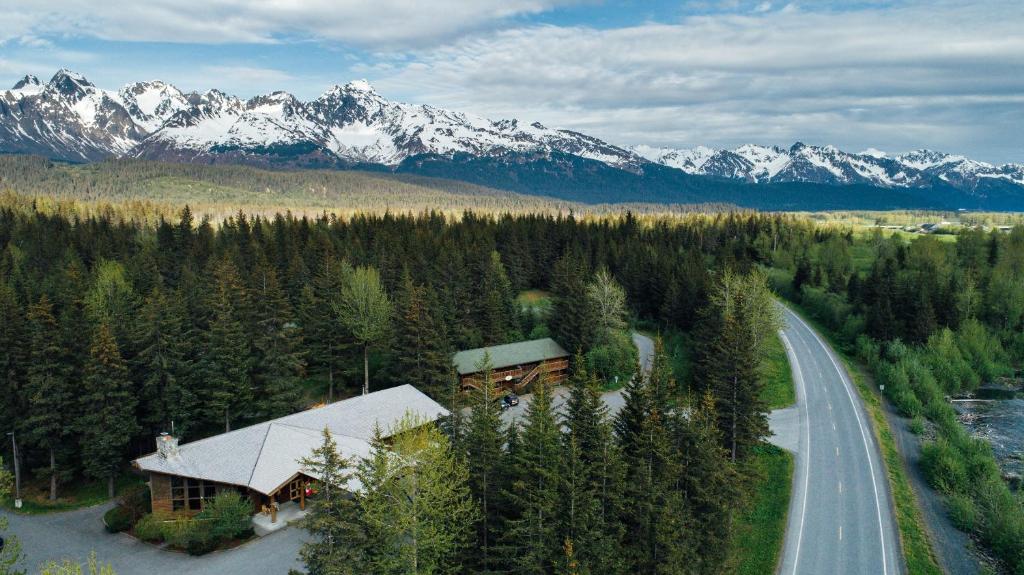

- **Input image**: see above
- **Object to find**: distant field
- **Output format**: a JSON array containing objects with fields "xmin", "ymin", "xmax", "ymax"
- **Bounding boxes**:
[
  {"xmin": 797, "ymin": 209, "xmax": 1024, "ymax": 227},
  {"xmin": 0, "ymin": 155, "xmax": 736, "ymax": 221}
]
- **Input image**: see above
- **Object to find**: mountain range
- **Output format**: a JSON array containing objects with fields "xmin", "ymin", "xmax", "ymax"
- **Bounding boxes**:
[{"xmin": 2, "ymin": 69, "xmax": 1022, "ymax": 210}]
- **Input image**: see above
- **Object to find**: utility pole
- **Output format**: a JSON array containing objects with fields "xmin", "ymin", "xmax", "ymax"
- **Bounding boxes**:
[{"xmin": 6, "ymin": 431, "xmax": 20, "ymax": 508}]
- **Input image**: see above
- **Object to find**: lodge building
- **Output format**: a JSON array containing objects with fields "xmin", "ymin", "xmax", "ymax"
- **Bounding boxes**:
[
  {"xmin": 454, "ymin": 337, "xmax": 570, "ymax": 392},
  {"xmin": 133, "ymin": 385, "xmax": 448, "ymax": 523}
]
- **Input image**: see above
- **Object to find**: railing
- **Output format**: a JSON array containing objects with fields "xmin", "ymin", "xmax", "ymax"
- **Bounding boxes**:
[
  {"xmin": 515, "ymin": 362, "xmax": 544, "ymax": 391},
  {"xmin": 460, "ymin": 357, "xmax": 570, "ymax": 392}
]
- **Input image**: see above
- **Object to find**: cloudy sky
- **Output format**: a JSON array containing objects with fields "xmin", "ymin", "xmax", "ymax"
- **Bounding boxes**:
[{"xmin": 1, "ymin": 0, "xmax": 1022, "ymax": 163}]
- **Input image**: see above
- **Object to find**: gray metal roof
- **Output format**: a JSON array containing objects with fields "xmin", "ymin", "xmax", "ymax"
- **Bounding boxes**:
[
  {"xmin": 452, "ymin": 337, "xmax": 569, "ymax": 375},
  {"xmin": 134, "ymin": 384, "xmax": 447, "ymax": 495}
]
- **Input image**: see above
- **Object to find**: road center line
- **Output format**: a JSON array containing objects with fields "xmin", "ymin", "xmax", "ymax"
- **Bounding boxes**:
[{"xmin": 788, "ymin": 310, "xmax": 891, "ymax": 575}]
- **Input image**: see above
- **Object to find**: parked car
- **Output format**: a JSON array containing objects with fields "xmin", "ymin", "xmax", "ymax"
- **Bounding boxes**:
[{"xmin": 501, "ymin": 393, "xmax": 520, "ymax": 410}]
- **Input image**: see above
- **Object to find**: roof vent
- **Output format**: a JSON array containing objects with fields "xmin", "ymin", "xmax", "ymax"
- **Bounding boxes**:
[{"xmin": 156, "ymin": 432, "xmax": 179, "ymax": 459}]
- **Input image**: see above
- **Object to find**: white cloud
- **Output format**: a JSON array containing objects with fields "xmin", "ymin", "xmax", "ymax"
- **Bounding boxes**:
[
  {"xmin": 364, "ymin": 1, "xmax": 1024, "ymax": 162},
  {"xmin": 0, "ymin": 0, "xmax": 578, "ymax": 48}
]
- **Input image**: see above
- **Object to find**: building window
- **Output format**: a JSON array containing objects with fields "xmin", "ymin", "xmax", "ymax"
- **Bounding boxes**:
[{"xmin": 170, "ymin": 476, "xmax": 217, "ymax": 511}]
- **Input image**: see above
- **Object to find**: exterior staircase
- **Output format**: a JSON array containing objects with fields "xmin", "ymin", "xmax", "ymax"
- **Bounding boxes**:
[{"xmin": 514, "ymin": 362, "xmax": 544, "ymax": 391}]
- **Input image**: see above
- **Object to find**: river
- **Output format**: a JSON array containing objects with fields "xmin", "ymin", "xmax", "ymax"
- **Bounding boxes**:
[{"xmin": 954, "ymin": 397, "xmax": 1024, "ymax": 479}]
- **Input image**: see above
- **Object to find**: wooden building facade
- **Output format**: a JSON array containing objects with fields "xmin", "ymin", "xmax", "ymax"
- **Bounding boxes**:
[
  {"xmin": 134, "ymin": 385, "xmax": 448, "ymax": 524},
  {"xmin": 454, "ymin": 337, "xmax": 570, "ymax": 392}
]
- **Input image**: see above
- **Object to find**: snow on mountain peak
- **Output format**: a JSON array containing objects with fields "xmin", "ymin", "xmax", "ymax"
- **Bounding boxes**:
[
  {"xmin": 13, "ymin": 75, "xmax": 41, "ymax": 89},
  {"xmin": 49, "ymin": 69, "xmax": 93, "ymax": 87},
  {"xmin": 9, "ymin": 75, "xmax": 44, "ymax": 97},
  {"xmin": 861, "ymin": 148, "xmax": 887, "ymax": 158},
  {"xmin": 631, "ymin": 145, "xmax": 718, "ymax": 171},
  {"xmin": 895, "ymin": 149, "xmax": 975, "ymax": 170},
  {"xmin": 119, "ymin": 80, "xmax": 189, "ymax": 131},
  {"xmin": 45, "ymin": 69, "xmax": 98, "ymax": 103},
  {"xmin": 345, "ymin": 79, "xmax": 375, "ymax": 93}
]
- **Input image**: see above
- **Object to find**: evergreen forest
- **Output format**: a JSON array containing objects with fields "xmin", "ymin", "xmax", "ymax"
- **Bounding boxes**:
[{"xmin": 0, "ymin": 195, "xmax": 1022, "ymax": 574}]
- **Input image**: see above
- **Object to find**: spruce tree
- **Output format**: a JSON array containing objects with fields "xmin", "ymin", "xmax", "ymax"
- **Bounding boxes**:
[
  {"xmin": 694, "ymin": 271, "xmax": 780, "ymax": 461},
  {"xmin": 673, "ymin": 392, "xmax": 739, "ymax": 573},
  {"xmin": 252, "ymin": 263, "xmax": 304, "ymax": 420},
  {"xmin": 132, "ymin": 286, "xmax": 193, "ymax": 437},
  {"xmin": 478, "ymin": 251, "xmax": 520, "ymax": 346},
  {"xmin": 299, "ymin": 429, "xmax": 368, "ymax": 575},
  {"xmin": 0, "ymin": 283, "xmax": 26, "ymax": 444},
  {"xmin": 614, "ymin": 348, "xmax": 693, "ymax": 574},
  {"xmin": 299, "ymin": 254, "xmax": 351, "ymax": 402},
  {"xmin": 562, "ymin": 358, "xmax": 626, "ymax": 575},
  {"xmin": 24, "ymin": 295, "xmax": 72, "ymax": 500},
  {"xmin": 198, "ymin": 259, "xmax": 253, "ymax": 432},
  {"xmin": 464, "ymin": 354, "xmax": 508, "ymax": 573},
  {"xmin": 79, "ymin": 323, "xmax": 139, "ymax": 498},
  {"xmin": 703, "ymin": 309, "xmax": 762, "ymax": 462},
  {"xmin": 550, "ymin": 253, "xmax": 596, "ymax": 354},
  {"xmin": 502, "ymin": 380, "xmax": 564, "ymax": 575},
  {"xmin": 392, "ymin": 272, "xmax": 454, "ymax": 399}
]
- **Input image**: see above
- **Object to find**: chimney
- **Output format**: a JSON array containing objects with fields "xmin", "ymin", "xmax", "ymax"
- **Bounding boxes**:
[{"xmin": 156, "ymin": 433, "xmax": 179, "ymax": 459}]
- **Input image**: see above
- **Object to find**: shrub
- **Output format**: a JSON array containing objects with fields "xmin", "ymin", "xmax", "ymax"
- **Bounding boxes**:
[
  {"xmin": 527, "ymin": 323, "xmax": 551, "ymax": 340},
  {"xmin": 920, "ymin": 439, "xmax": 968, "ymax": 495},
  {"xmin": 957, "ymin": 319, "xmax": 1012, "ymax": 383},
  {"xmin": 103, "ymin": 505, "xmax": 132, "ymax": 533},
  {"xmin": 118, "ymin": 484, "xmax": 151, "ymax": 523},
  {"xmin": 946, "ymin": 492, "xmax": 978, "ymax": 531},
  {"xmin": 974, "ymin": 477, "xmax": 1024, "ymax": 573},
  {"xmin": 839, "ymin": 314, "xmax": 866, "ymax": 349},
  {"xmin": 185, "ymin": 521, "xmax": 217, "ymax": 556},
  {"xmin": 161, "ymin": 515, "xmax": 198, "ymax": 549},
  {"xmin": 799, "ymin": 286, "xmax": 853, "ymax": 335},
  {"xmin": 889, "ymin": 385, "xmax": 922, "ymax": 418},
  {"xmin": 200, "ymin": 491, "xmax": 252, "ymax": 541},
  {"xmin": 908, "ymin": 416, "xmax": 925, "ymax": 435},
  {"xmin": 134, "ymin": 513, "xmax": 165, "ymax": 542},
  {"xmin": 585, "ymin": 330, "xmax": 638, "ymax": 387}
]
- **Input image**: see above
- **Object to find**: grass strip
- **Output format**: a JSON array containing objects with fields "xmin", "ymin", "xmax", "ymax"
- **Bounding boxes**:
[{"xmin": 729, "ymin": 444, "xmax": 794, "ymax": 575}]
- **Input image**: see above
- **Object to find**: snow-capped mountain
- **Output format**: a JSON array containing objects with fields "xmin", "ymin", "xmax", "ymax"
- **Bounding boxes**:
[
  {"xmin": 1, "ymin": 69, "xmax": 640, "ymax": 170},
  {"xmin": 1, "ymin": 70, "xmax": 147, "ymax": 160},
  {"xmin": 632, "ymin": 142, "xmax": 1024, "ymax": 191},
  {"xmin": 1, "ymin": 69, "xmax": 1021, "ymax": 204}
]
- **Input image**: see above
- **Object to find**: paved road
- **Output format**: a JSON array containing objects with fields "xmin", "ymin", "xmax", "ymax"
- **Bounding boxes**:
[
  {"xmin": 2, "ymin": 501, "xmax": 305, "ymax": 574},
  {"xmin": 776, "ymin": 305, "xmax": 902, "ymax": 575}
]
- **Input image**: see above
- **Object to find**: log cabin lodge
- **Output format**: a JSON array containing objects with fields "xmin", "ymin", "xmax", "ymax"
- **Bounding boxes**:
[
  {"xmin": 454, "ymin": 337, "xmax": 570, "ymax": 392},
  {"xmin": 133, "ymin": 385, "xmax": 447, "ymax": 522}
]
